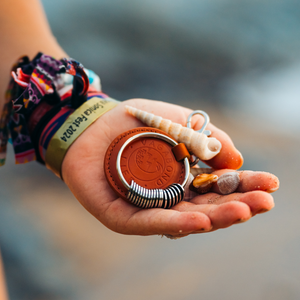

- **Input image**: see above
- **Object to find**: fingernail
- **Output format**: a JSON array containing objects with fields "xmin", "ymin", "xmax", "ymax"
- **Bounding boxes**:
[
  {"xmin": 257, "ymin": 208, "xmax": 269, "ymax": 214},
  {"xmin": 237, "ymin": 150, "xmax": 244, "ymax": 168},
  {"xmin": 266, "ymin": 187, "xmax": 279, "ymax": 193},
  {"xmin": 234, "ymin": 218, "xmax": 247, "ymax": 224},
  {"xmin": 202, "ymin": 226, "xmax": 213, "ymax": 232}
]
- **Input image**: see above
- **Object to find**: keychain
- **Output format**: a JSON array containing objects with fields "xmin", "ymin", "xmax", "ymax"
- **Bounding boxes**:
[
  {"xmin": 104, "ymin": 107, "xmax": 224, "ymax": 209},
  {"xmin": 104, "ymin": 127, "xmax": 190, "ymax": 208}
]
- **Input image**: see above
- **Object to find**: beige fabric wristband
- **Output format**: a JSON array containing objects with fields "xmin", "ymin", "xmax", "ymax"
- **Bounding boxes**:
[{"xmin": 45, "ymin": 97, "xmax": 119, "ymax": 178}]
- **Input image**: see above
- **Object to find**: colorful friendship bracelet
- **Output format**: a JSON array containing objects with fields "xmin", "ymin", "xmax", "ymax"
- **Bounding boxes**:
[{"xmin": 0, "ymin": 53, "xmax": 120, "ymax": 177}]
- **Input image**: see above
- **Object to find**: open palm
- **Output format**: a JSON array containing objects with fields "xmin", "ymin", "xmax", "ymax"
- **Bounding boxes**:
[{"xmin": 61, "ymin": 99, "xmax": 278, "ymax": 238}]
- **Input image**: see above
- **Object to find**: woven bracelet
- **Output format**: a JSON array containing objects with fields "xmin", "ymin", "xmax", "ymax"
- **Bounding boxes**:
[{"xmin": 0, "ymin": 53, "xmax": 120, "ymax": 178}]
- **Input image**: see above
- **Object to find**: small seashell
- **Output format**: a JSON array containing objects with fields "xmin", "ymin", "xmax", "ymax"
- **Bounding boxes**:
[
  {"xmin": 217, "ymin": 172, "xmax": 240, "ymax": 195},
  {"xmin": 190, "ymin": 173, "xmax": 218, "ymax": 194},
  {"xmin": 125, "ymin": 106, "xmax": 222, "ymax": 160},
  {"xmin": 193, "ymin": 173, "xmax": 218, "ymax": 188}
]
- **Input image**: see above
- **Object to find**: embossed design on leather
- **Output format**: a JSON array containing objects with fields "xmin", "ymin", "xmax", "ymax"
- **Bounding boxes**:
[{"xmin": 104, "ymin": 127, "xmax": 185, "ymax": 200}]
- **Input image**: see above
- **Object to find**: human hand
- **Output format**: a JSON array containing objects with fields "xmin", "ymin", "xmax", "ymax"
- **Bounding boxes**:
[{"xmin": 61, "ymin": 99, "xmax": 279, "ymax": 238}]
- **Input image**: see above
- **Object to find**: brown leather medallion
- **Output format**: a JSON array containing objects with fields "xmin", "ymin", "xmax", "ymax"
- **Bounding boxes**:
[{"xmin": 104, "ymin": 127, "xmax": 186, "ymax": 200}]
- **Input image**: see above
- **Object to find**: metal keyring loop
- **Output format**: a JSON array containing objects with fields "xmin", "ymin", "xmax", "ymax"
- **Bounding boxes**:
[
  {"xmin": 116, "ymin": 132, "xmax": 190, "ymax": 190},
  {"xmin": 186, "ymin": 110, "xmax": 211, "ymax": 167},
  {"xmin": 187, "ymin": 110, "xmax": 211, "ymax": 136}
]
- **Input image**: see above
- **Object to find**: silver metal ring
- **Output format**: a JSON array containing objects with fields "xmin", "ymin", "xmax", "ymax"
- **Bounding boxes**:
[
  {"xmin": 116, "ymin": 132, "xmax": 190, "ymax": 189},
  {"xmin": 116, "ymin": 132, "xmax": 190, "ymax": 208},
  {"xmin": 187, "ymin": 110, "xmax": 211, "ymax": 136}
]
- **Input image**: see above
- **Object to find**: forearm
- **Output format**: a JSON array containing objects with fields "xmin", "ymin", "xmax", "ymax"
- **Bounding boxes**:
[
  {"xmin": 0, "ymin": 0, "xmax": 67, "ymax": 111},
  {"xmin": 0, "ymin": 2, "xmax": 67, "ymax": 295}
]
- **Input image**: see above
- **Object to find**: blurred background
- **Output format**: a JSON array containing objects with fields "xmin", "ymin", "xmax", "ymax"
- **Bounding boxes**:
[{"xmin": 0, "ymin": 0, "xmax": 299, "ymax": 299}]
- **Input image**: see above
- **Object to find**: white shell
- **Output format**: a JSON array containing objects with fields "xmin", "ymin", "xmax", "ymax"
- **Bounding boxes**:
[{"xmin": 125, "ymin": 106, "xmax": 222, "ymax": 160}]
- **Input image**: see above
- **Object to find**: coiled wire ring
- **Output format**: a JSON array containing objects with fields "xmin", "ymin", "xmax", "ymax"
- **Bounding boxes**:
[{"xmin": 116, "ymin": 132, "xmax": 190, "ymax": 208}]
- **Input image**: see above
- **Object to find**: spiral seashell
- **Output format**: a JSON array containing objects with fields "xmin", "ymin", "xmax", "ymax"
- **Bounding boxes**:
[
  {"xmin": 217, "ymin": 172, "xmax": 240, "ymax": 195},
  {"xmin": 125, "ymin": 106, "xmax": 222, "ymax": 160}
]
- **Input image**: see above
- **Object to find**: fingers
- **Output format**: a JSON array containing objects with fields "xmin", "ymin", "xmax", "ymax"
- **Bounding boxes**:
[
  {"xmin": 236, "ymin": 170, "xmax": 280, "ymax": 193},
  {"xmin": 123, "ymin": 99, "xmax": 243, "ymax": 170},
  {"xmin": 101, "ymin": 196, "xmax": 253, "ymax": 236},
  {"xmin": 174, "ymin": 200, "xmax": 251, "ymax": 230},
  {"xmin": 238, "ymin": 191, "xmax": 275, "ymax": 215},
  {"xmin": 205, "ymin": 130, "xmax": 243, "ymax": 170},
  {"xmin": 100, "ymin": 189, "xmax": 273, "ymax": 236},
  {"xmin": 209, "ymin": 169, "xmax": 279, "ymax": 194},
  {"xmin": 190, "ymin": 169, "xmax": 279, "ymax": 194},
  {"xmin": 189, "ymin": 190, "xmax": 274, "ymax": 216},
  {"xmin": 100, "ymin": 198, "xmax": 212, "ymax": 236},
  {"xmin": 189, "ymin": 169, "xmax": 277, "ymax": 216}
]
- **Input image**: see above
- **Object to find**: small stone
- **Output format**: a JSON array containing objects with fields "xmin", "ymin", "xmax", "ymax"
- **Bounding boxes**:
[{"xmin": 217, "ymin": 172, "xmax": 240, "ymax": 195}]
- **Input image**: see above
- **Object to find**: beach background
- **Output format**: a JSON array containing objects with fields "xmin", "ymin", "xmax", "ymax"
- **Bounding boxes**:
[{"xmin": 1, "ymin": 1, "xmax": 299, "ymax": 299}]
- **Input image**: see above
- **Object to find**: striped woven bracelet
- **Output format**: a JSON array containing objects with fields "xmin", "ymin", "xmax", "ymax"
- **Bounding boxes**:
[{"xmin": 0, "ymin": 53, "xmax": 119, "ymax": 178}]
